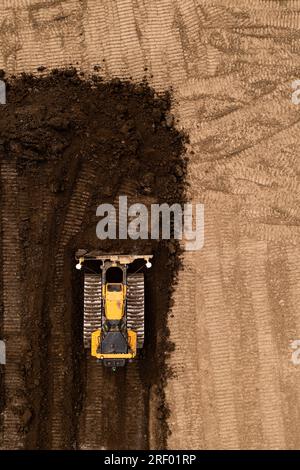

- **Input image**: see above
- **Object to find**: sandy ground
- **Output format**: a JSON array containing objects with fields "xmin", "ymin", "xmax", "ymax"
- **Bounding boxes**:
[{"xmin": 1, "ymin": 0, "xmax": 300, "ymax": 449}]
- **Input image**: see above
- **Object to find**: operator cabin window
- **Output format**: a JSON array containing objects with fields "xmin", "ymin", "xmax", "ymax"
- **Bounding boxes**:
[{"xmin": 107, "ymin": 284, "xmax": 122, "ymax": 292}]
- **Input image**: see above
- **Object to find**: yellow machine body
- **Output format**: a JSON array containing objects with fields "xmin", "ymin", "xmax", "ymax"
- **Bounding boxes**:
[
  {"xmin": 103, "ymin": 283, "xmax": 126, "ymax": 320},
  {"xmin": 77, "ymin": 252, "xmax": 152, "ymax": 368},
  {"xmin": 91, "ymin": 329, "xmax": 137, "ymax": 359}
]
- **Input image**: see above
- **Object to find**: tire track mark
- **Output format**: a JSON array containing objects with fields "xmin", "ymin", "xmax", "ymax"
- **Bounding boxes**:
[
  {"xmin": 166, "ymin": 252, "xmax": 208, "ymax": 450},
  {"xmin": 198, "ymin": 209, "xmax": 239, "ymax": 449},
  {"xmin": 220, "ymin": 213, "xmax": 263, "ymax": 449},
  {"xmin": 242, "ymin": 239, "xmax": 285, "ymax": 449},
  {"xmin": 50, "ymin": 161, "xmax": 97, "ymax": 449},
  {"xmin": 265, "ymin": 244, "xmax": 300, "ymax": 449},
  {"xmin": 0, "ymin": 159, "xmax": 26, "ymax": 449}
]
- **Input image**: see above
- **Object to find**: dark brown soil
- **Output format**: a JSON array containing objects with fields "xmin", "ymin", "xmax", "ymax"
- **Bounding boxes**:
[{"xmin": 0, "ymin": 69, "xmax": 187, "ymax": 449}]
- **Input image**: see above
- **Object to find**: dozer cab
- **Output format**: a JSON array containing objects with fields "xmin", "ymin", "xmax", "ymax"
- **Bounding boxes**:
[{"xmin": 75, "ymin": 251, "xmax": 152, "ymax": 369}]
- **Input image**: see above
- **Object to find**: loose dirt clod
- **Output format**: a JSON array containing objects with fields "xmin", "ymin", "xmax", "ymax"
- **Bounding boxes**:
[{"xmin": 0, "ymin": 69, "xmax": 187, "ymax": 449}]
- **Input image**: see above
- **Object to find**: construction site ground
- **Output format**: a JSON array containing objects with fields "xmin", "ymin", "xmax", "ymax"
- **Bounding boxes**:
[{"xmin": 1, "ymin": 0, "xmax": 300, "ymax": 450}]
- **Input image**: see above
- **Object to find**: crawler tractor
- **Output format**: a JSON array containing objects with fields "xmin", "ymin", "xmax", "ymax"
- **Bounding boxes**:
[{"xmin": 75, "ymin": 251, "xmax": 152, "ymax": 369}]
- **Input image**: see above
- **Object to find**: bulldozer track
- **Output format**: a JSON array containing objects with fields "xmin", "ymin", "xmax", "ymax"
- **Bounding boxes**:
[
  {"xmin": 83, "ymin": 274, "xmax": 102, "ymax": 349},
  {"xmin": 127, "ymin": 274, "xmax": 145, "ymax": 349},
  {"xmin": 83, "ymin": 272, "xmax": 145, "ymax": 348}
]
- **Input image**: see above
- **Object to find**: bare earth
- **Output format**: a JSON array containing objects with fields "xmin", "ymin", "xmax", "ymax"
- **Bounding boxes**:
[{"xmin": 1, "ymin": 0, "xmax": 300, "ymax": 450}]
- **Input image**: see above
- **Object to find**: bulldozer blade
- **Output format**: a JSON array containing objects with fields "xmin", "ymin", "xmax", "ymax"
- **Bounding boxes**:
[{"xmin": 76, "ymin": 250, "xmax": 152, "ymax": 265}]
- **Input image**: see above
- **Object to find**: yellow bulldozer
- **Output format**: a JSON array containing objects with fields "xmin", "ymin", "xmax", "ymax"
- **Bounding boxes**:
[{"xmin": 75, "ymin": 251, "xmax": 152, "ymax": 369}]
